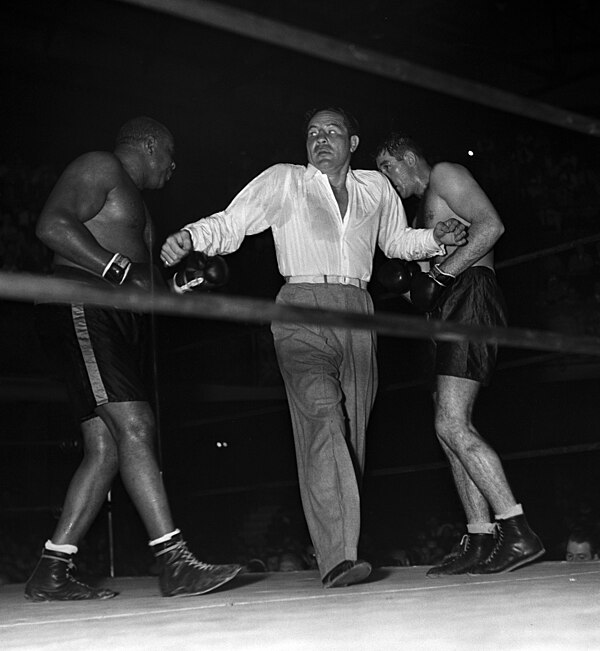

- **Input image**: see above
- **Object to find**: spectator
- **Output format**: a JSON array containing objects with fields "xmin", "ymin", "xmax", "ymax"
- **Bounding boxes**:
[{"xmin": 565, "ymin": 528, "xmax": 598, "ymax": 562}]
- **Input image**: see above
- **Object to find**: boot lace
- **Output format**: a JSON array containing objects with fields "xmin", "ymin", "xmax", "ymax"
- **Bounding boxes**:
[{"xmin": 170, "ymin": 541, "xmax": 215, "ymax": 571}]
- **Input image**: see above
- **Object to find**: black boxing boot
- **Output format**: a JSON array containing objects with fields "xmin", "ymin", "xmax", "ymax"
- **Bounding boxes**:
[
  {"xmin": 153, "ymin": 533, "xmax": 241, "ymax": 597},
  {"xmin": 426, "ymin": 533, "xmax": 496, "ymax": 577},
  {"xmin": 468, "ymin": 514, "xmax": 545, "ymax": 575},
  {"xmin": 24, "ymin": 548, "xmax": 118, "ymax": 602}
]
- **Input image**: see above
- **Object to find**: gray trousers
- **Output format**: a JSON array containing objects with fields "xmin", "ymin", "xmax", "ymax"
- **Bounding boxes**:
[{"xmin": 271, "ymin": 283, "xmax": 377, "ymax": 578}]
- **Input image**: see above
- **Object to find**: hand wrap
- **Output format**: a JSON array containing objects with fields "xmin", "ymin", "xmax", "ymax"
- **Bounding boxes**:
[{"xmin": 102, "ymin": 253, "xmax": 132, "ymax": 285}]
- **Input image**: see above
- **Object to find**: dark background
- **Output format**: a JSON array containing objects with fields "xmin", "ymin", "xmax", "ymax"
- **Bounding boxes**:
[{"xmin": 1, "ymin": 0, "xmax": 600, "ymax": 577}]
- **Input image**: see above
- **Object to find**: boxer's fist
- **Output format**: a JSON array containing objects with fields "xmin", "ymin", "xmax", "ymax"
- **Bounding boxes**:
[
  {"xmin": 171, "ymin": 252, "xmax": 229, "ymax": 294},
  {"xmin": 410, "ymin": 264, "xmax": 455, "ymax": 313},
  {"xmin": 377, "ymin": 259, "xmax": 413, "ymax": 294}
]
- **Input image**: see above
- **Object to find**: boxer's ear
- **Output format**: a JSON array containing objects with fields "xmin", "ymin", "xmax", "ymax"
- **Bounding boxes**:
[{"xmin": 403, "ymin": 151, "xmax": 417, "ymax": 167}]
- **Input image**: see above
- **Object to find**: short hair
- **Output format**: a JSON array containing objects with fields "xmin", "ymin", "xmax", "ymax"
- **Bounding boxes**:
[
  {"xmin": 303, "ymin": 106, "xmax": 360, "ymax": 138},
  {"xmin": 568, "ymin": 526, "xmax": 597, "ymax": 554},
  {"xmin": 375, "ymin": 132, "xmax": 427, "ymax": 161},
  {"xmin": 116, "ymin": 116, "xmax": 173, "ymax": 147}
]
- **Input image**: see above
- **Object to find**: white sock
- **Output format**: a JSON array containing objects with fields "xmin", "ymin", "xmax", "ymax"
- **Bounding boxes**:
[
  {"xmin": 467, "ymin": 522, "xmax": 495, "ymax": 535},
  {"xmin": 148, "ymin": 529, "xmax": 181, "ymax": 547},
  {"xmin": 45, "ymin": 539, "xmax": 78, "ymax": 555},
  {"xmin": 495, "ymin": 503, "xmax": 523, "ymax": 521}
]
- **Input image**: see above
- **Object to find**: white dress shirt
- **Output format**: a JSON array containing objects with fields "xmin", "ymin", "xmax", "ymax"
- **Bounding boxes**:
[{"xmin": 183, "ymin": 163, "xmax": 444, "ymax": 282}]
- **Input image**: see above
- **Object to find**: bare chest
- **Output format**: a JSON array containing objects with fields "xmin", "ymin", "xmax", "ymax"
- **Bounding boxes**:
[
  {"xmin": 331, "ymin": 185, "xmax": 349, "ymax": 218},
  {"xmin": 87, "ymin": 185, "xmax": 150, "ymax": 259}
]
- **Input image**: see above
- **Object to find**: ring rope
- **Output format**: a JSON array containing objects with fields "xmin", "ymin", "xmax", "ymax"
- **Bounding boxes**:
[
  {"xmin": 496, "ymin": 232, "xmax": 600, "ymax": 270},
  {"xmin": 117, "ymin": 0, "xmax": 600, "ymax": 137},
  {"xmin": 2, "ymin": 270, "xmax": 600, "ymax": 357}
]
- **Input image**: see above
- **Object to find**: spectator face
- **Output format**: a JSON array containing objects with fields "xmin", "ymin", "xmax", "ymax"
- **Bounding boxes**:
[
  {"xmin": 279, "ymin": 552, "xmax": 303, "ymax": 572},
  {"xmin": 566, "ymin": 540, "xmax": 596, "ymax": 562}
]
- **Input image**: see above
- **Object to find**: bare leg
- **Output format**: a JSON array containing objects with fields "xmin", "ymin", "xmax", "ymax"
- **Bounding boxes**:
[
  {"xmin": 437, "ymin": 436, "xmax": 491, "ymax": 523},
  {"xmin": 97, "ymin": 401, "xmax": 174, "ymax": 539},
  {"xmin": 434, "ymin": 375, "xmax": 516, "ymax": 516},
  {"xmin": 51, "ymin": 416, "xmax": 119, "ymax": 545}
]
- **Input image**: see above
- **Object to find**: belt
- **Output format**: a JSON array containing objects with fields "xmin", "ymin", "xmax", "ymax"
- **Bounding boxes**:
[{"xmin": 285, "ymin": 275, "xmax": 368, "ymax": 290}]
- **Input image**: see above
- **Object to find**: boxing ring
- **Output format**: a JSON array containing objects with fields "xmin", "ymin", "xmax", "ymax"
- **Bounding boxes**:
[
  {"xmin": 2, "ymin": 0, "xmax": 600, "ymax": 649},
  {"xmin": 1, "ymin": 563, "xmax": 600, "ymax": 650}
]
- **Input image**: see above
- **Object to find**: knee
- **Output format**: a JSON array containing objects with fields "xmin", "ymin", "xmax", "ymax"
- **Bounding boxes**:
[
  {"xmin": 434, "ymin": 410, "xmax": 468, "ymax": 449},
  {"xmin": 83, "ymin": 437, "xmax": 119, "ymax": 471}
]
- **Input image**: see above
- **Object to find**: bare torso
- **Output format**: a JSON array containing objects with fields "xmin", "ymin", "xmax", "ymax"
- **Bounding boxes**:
[
  {"xmin": 52, "ymin": 152, "xmax": 153, "ymax": 270},
  {"xmin": 416, "ymin": 172, "xmax": 495, "ymax": 271}
]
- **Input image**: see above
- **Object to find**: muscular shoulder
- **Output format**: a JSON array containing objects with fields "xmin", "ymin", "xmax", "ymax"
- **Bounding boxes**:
[
  {"xmin": 62, "ymin": 151, "xmax": 124, "ymax": 188},
  {"xmin": 428, "ymin": 161, "xmax": 500, "ymax": 227},
  {"xmin": 429, "ymin": 162, "xmax": 473, "ymax": 190}
]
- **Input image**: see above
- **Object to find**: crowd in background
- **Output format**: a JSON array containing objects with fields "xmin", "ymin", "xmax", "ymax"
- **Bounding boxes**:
[
  {"xmin": 0, "ymin": 160, "xmax": 55, "ymax": 274},
  {"xmin": 2, "ymin": 478, "xmax": 599, "ymax": 585}
]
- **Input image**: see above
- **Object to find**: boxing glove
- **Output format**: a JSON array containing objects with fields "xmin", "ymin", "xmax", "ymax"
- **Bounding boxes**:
[
  {"xmin": 171, "ymin": 251, "xmax": 229, "ymax": 294},
  {"xmin": 377, "ymin": 259, "xmax": 412, "ymax": 294},
  {"xmin": 377, "ymin": 259, "xmax": 422, "ymax": 295},
  {"xmin": 410, "ymin": 264, "xmax": 455, "ymax": 313}
]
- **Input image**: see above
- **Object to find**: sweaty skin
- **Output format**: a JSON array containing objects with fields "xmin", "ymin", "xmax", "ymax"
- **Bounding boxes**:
[
  {"xmin": 34, "ymin": 121, "xmax": 178, "ymax": 544},
  {"xmin": 415, "ymin": 162, "xmax": 497, "ymax": 272},
  {"xmin": 377, "ymin": 144, "xmax": 517, "ymax": 519},
  {"xmin": 376, "ymin": 152, "xmax": 501, "ymax": 275},
  {"xmin": 37, "ymin": 134, "xmax": 175, "ymax": 288}
]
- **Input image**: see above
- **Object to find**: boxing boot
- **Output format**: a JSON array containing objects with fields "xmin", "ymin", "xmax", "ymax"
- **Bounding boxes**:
[
  {"xmin": 468, "ymin": 514, "xmax": 545, "ymax": 574},
  {"xmin": 154, "ymin": 533, "xmax": 241, "ymax": 597},
  {"xmin": 426, "ymin": 533, "xmax": 496, "ymax": 577},
  {"xmin": 24, "ymin": 548, "xmax": 118, "ymax": 602}
]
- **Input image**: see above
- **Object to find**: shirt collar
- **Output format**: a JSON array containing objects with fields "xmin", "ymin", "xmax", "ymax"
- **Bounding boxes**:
[{"xmin": 304, "ymin": 164, "xmax": 367, "ymax": 186}]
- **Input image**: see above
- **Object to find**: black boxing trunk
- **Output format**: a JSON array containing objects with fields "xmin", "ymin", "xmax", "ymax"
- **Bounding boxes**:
[
  {"xmin": 428, "ymin": 266, "xmax": 507, "ymax": 386},
  {"xmin": 34, "ymin": 266, "xmax": 151, "ymax": 421}
]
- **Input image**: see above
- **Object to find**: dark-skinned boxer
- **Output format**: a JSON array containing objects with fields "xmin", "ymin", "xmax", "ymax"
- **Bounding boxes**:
[{"xmin": 26, "ymin": 116, "xmax": 240, "ymax": 601}]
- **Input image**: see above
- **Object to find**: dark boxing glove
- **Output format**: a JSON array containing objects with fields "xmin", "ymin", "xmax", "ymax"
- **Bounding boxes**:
[
  {"xmin": 377, "ymin": 259, "xmax": 422, "ymax": 295},
  {"xmin": 378, "ymin": 259, "xmax": 411, "ymax": 294},
  {"xmin": 171, "ymin": 251, "xmax": 229, "ymax": 294},
  {"xmin": 409, "ymin": 264, "xmax": 456, "ymax": 312}
]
